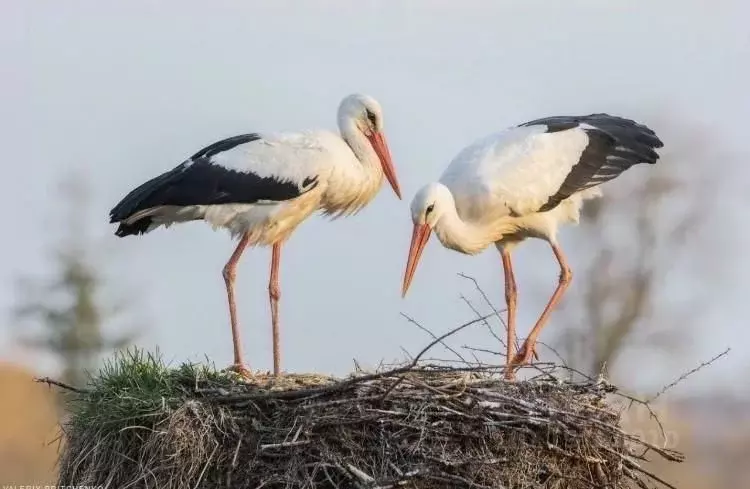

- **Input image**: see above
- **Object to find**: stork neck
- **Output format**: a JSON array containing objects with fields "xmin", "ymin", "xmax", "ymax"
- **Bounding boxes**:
[
  {"xmin": 434, "ymin": 196, "xmax": 505, "ymax": 256},
  {"xmin": 317, "ymin": 115, "xmax": 384, "ymax": 215},
  {"xmin": 338, "ymin": 117, "xmax": 380, "ymax": 173}
]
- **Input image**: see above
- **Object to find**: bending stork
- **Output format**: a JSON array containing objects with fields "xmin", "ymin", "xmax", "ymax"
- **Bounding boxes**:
[
  {"xmin": 401, "ymin": 113, "xmax": 663, "ymax": 378},
  {"xmin": 110, "ymin": 93, "xmax": 402, "ymax": 377}
]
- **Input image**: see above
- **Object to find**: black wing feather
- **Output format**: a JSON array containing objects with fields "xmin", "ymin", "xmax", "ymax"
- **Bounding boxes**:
[
  {"xmin": 109, "ymin": 133, "xmax": 319, "ymax": 236},
  {"xmin": 189, "ymin": 133, "xmax": 262, "ymax": 160},
  {"xmin": 520, "ymin": 114, "xmax": 664, "ymax": 212}
]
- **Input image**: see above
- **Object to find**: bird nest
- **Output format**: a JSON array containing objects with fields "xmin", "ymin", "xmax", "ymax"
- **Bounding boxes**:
[{"xmin": 47, "ymin": 349, "xmax": 683, "ymax": 489}]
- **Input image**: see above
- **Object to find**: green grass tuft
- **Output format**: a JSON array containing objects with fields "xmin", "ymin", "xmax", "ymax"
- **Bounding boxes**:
[{"xmin": 70, "ymin": 347, "xmax": 230, "ymax": 431}]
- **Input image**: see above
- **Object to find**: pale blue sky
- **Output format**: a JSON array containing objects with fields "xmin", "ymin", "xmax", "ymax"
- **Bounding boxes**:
[{"xmin": 2, "ymin": 1, "xmax": 748, "ymax": 396}]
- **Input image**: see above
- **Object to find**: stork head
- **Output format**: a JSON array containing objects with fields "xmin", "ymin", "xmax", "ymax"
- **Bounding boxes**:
[
  {"xmin": 402, "ymin": 183, "xmax": 453, "ymax": 297},
  {"xmin": 338, "ymin": 94, "xmax": 401, "ymax": 199}
]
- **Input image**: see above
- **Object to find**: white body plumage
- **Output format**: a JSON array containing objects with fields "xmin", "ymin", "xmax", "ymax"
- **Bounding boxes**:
[
  {"xmin": 409, "ymin": 117, "xmax": 662, "ymax": 257},
  {"xmin": 153, "ymin": 129, "xmax": 384, "ymax": 244},
  {"xmin": 110, "ymin": 93, "xmax": 401, "ymax": 246},
  {"xmin": 401, "ymin": 113, "xmax": 663, "ymax": 375}
]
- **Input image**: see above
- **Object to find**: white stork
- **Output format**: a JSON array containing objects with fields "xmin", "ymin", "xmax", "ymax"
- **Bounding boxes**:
[
  {"xmin": 401, "ymin": 113, "xmax": 663, "ymax": 378},
  {"xmin": 109, "ymin": 93, "xmax": 401, "ymax": 377}
]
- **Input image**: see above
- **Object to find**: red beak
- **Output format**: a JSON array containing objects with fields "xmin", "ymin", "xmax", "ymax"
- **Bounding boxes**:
[
  {"xmin": 402, "ymin": 223, "xmax": 432, "ymax": 297},
  {"xmin": 367, "ymin": 131, "xmax": 402, "ymax": 199}
]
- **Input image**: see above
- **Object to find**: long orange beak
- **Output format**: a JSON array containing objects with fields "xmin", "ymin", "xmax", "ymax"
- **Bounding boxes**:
[
  {"xmin": 402, "ymin": 223, "xmax": 432, "ymax": 297},
  {"xmin": 367, "ymin": 131, "xmax": 402, "ymax": 199}
]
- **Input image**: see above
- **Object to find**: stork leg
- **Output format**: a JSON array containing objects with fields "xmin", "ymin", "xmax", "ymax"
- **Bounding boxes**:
[
  {"xmin": 223, "ymin": 233, "xmax": 252, "ymax": 378},
  {"xmin": 511, "ymin": 242, "xmax": 572, "ymax": 368},
  {"xmin": 501, "ymin": 249, "xmax": 518, "ymax": 380},
  {"xmin": 501, "ymin": 249, "xmax": 541, "ymax": 380},
  {"xmin": 268, "ymin": 243, "xmax": 282, "ymax": 376}
]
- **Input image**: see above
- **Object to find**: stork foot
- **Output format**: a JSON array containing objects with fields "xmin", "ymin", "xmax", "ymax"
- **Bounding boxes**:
[
  {"xmin": 510, "ymin": 340, "xmax": 539, "ymax": 367},
  {"xmin": 504, "ymin": 343, "xmax": 540, "ymax": 381},
  {"xmin": 226, "ymin": 363, "xmax": 254, "ymax": 379}
]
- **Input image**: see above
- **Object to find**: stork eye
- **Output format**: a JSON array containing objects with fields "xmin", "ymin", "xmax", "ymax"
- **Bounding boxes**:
[
  {"xmin": 426, "ymin": 204, "xmax": 435, "ymax": 214},
  {"xmin": 365, "ymin": 109, "xmax": 377, "ymax": 126}
]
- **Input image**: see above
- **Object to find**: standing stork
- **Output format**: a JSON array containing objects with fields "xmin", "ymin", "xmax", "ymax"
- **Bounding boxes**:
[
  {"xmin": 109, "ymin": 93, "xmax": 401, "ymax": 377},
  {"xmin": 401, "ymin": 113, "xmax": 663, "ymax": 378}
]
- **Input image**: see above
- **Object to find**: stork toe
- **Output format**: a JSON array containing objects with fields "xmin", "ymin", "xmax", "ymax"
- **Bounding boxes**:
[
  {"xmin": 226, "ymin": 363, "xmax": 254, "ymax": 379},
  {"xmin": 510, "ymin": 341, "xmax": 537, "ymax": 367}
]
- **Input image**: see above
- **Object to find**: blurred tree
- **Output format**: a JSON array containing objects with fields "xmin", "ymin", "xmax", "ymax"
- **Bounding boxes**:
[
  {"xmin": 12, "ymin": 172, "xmax": 138, "ymax": 395},
  {"xmin": 624, "ymin": 398, "xmax": 750, "ymax": 489},
  {"xmin": 553, "ymin": 118, "xmax": 724, "ymax": 379}
]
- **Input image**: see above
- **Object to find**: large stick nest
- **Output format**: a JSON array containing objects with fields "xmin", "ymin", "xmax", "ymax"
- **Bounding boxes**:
[{"xmin": 51, "ymin": 350, "xmax": 682, "ymax": 489}]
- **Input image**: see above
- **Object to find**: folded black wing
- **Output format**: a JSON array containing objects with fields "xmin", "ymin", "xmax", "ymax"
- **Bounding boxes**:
[
  {"xmin": 109, "ymin": 133, "xmax": 319, "ymax": 224},
  {"xmin": 519, "ymin": 114, "xmax": 663, "ymax": 212}
]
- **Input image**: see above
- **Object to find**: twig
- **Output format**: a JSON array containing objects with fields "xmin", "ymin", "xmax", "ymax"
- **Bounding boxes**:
[
  {"xmin": 458, "ymin": 272, "xmax": 517, "ymax": 350},
  {"xmin": 346, "ymin": 464, "xmax": 375, "ymax": 483},
  {"xmin": 260, "ymin": 440, "xmax": 311, "ymax": 450},
  {"xmin": 622, "ymin": 456, "xmax": 679, "ymax": 489},
  {"xmin": 399, "ymin": 347, "xmax": 414, "ymax": 362},
  {"xmin": 648, "ymin": 347, "xmax": 731, "ymax": 402},
  {"xmin": 457, "ymin": 273, "xmax": 503, "ymax": 324},
  {"xmin": 616, "ymin": 390, "xmax": 669, "ymax": 449},
  {"xmin": 461, "ymin": 345, "xmax": 500, "ymax": 356},
  {"xmin": 535, "ymin": 340, "xmax": 569, "ymax": 366},
  {"xmin": 401, "ymin": 315, "xmax": 491, "ymax": 371},
  {"xmin": 459, "ymin": 294, "xmax": 504, "ymax": 347},
  {"xmin": 380, "ymin": 315, "xmax": 492, "ymax": 399},
  {"xmin": 34, "ymin": 376, "xmax": 90, "ymax": 394},
  {"xmin": 400, "ymin": 312, "xmax": 470, "ymax": 366}
]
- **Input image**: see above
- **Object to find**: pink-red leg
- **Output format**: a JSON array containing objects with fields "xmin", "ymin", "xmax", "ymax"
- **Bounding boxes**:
[
  {"xmin": 511, "ymin": 242, "xmax": 572, "ymax": 369},
  {"xmin": 223, "ymin": 233, "xmax": 252, "ymax": 377},
  {"xmin": 501, "ymin": 249, "xmax": 518, "ymax": 380},
  {"xmin": 501, "ymin": 249, "xmax": 540, "ymax": 381},
  {"xmin": 269, "ymin": 243, "xmax": 282, "ymax": 376}
]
